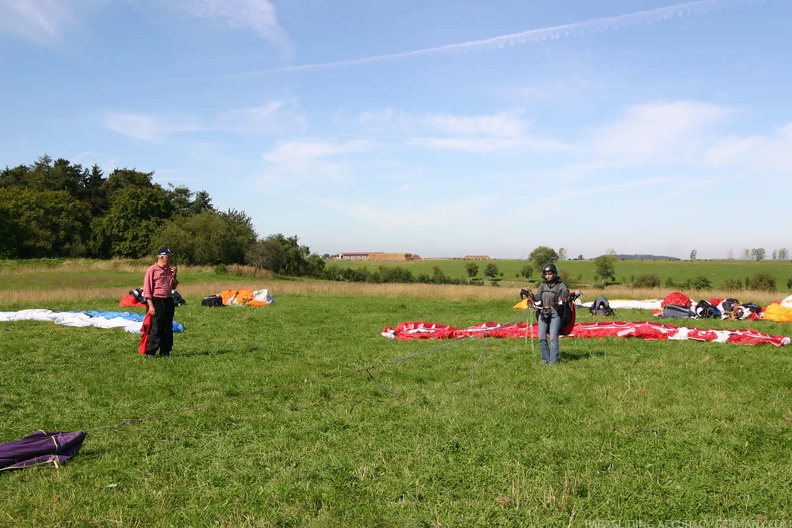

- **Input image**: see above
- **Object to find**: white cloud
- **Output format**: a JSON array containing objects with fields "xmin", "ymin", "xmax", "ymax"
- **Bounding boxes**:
[
  {"xmin": 704, "ymin": 122, "xmax": 792, "ymax": 176},
  {"xmin": 0, "ymin": 0, "xmax": 77, "ymax": 41},
  {"xmin": 213, "ymin": 100, "xmax": 306, "ymax": 134},
  {"xmin": 408, "ymin": 136, "xmax": 562, "ymax": 153},
  {"xmin": 419, "ymin": 111, "xmax": 526, "ymax": 137},
  {"xmin": 357, "ymin": 109, "xmax": 570, "ymax": 153},
  {"xmin": 264, "ymin": 139, "xmax": 375, "ymax": 165},
  {"xmin": 174, "ymin": 0, "xmax": 292, "ymax": 55},
  {"xmin": 103, "ymin": 101, "xmax": 304, "ymax": 141},
  {"xmin": 102, "ymin": 112, "xmax": 203, "ymax": 142},
  {"xmin": 588, "ymin": 101, "xmax": 731, "ymax": 165}
]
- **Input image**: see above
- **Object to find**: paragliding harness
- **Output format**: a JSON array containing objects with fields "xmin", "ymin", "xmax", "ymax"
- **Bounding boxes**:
[
  {"xmin": 520, "ymin": 288, "xmax": 580, "ymax": 336},
  {"xmin": 556, "ymin": 291, "xmax": 580, "ymax": 335},
  {"xmin": 694, "ymin": 299, "xmax": 721, "ymax": 319},
  {"xmin": 589, "ymin": 294, "xmax": 615, "ymax": 316}
]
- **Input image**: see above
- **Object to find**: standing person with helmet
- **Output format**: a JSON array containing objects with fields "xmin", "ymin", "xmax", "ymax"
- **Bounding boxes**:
[
  {"xmin": 142, "ymin": 247, "xmax": 179, "ymax": 358},
  {"xmin": 523, "ymin": 263, "xmax": 569, "ymax": 364}
]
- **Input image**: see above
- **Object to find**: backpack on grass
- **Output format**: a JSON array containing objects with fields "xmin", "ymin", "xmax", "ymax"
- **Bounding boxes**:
[
  {"xmin": 589, "ymin": 294, "xmax": 615, "ymax": 316},
  {"xmin": 695, "ymin": 300, "xmax": 721, "ymax": 319},
  {"xmin": 201, "ymin": 295, "xmax": 224, "ymax": 307}
]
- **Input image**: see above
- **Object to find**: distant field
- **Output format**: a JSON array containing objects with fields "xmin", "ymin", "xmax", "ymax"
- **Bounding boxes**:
[
  {"xmin": 1, "ymin": 258, "xmax": 789, "ymax": 310},
  {"xmin": 329, "ymin": 258, "xmax": 792, "ymax": 290}
]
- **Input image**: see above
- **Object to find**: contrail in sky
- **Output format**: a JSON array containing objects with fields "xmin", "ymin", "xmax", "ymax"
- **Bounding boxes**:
[{"xmin": 248, "ymin": 0, "xmax": 762, "ymax": 75}]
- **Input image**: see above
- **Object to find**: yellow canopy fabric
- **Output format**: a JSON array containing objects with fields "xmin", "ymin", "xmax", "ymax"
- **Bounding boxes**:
[{"xmin": 762, "ymin": 303, "xmax": 792, "ymax": 322}]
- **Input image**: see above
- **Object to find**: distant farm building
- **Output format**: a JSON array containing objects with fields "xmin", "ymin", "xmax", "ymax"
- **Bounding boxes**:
[
  {"xmin": 337, "ymin": 252, "xmax": 417, "ymax": 261},
  {"xmin": 464, "ymin": 255, "xmax": 491, "ymax": 260},
  {"xmin": 337, "ymin": 252, "xmax": 379, "ymax": 261},
  {"xmin": 367, "ymin": 253, "xmax": 416, "ymax": 261}
]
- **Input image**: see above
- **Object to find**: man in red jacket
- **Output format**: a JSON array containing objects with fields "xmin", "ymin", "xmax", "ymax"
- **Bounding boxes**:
[{"xmin": 142, "ymin": 247, "xmax": 179, "ymax": 358}]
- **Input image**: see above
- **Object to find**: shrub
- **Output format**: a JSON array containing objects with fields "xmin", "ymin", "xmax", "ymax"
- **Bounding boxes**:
[
  {"xmin": 750, "ymin": 272, "xmax": 776, "ymax": 291},
  {"xmin": 721, "ymin": 277, "xmax": 743, "ymax": 290},
  {"xmin": 378, "ymin": 265, "xmax": 414, "ymax": 283},
  {"xmin": 690, "ymin": 276, "xmax": 712, "ymax": 290},
  {"xmin": 633, "ymin": 274, "xmax": 661, "ymax": 288}
]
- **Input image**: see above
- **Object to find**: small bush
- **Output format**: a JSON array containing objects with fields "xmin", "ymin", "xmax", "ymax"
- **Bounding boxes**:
[
  {"xmin": 721, "ymin": 277, "xmax": 742, "ymax": 290},
  {"xmin": 633, "ymin": 274, "xmax": 661, "ymax": 288},
  {"xmin": 750, "ymin": 272, "xmax": 776, "ymax": 291},
  {"xmin": 690, "ymin": 276, "xmax": 712, "ymax": 290}
]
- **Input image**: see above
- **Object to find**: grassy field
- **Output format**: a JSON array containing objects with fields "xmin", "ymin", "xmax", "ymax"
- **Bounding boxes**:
[
  {"xmin": 329, "ymin": 257, "xmax": 792, "ymax": 291},
  {"xmin": 1, "ymin": 260, "xmax": 791, "ymax": 526}
]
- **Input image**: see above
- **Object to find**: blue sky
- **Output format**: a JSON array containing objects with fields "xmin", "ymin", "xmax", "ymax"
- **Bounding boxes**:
[{"xmin": 2, "ymin": 0, "xmax": 790, "ymax": 260}]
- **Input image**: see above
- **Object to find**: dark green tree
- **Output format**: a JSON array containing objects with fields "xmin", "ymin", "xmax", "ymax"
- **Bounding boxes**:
[
  {"xmin": 520, "ymin": 264, "xmax": 533, "ymax": 280},
  {"xmin": 101, "ymin": 168, "xmax": 156, "ymax": 205},
  {"xmin": 0, "ymin": 188, "xmax": 91, "ymax": 258},
  {"xmin": 166, "ymin": 185, "xmax": 195, "ymax": 217},
  {"xmin": 84, "ymin": 164, "xmax": 108, "ymax": 216},
  {"xmin": 246, "ymin": 238, "xmax": 285, "ymax": 272},
  {"xmin": 91, "ymin": 186, "xmax": 174, "ymax": 258},
  {"xmin": 155, "ymin": 210, "xmax": 257, "ymax": 265},
  {"xmin": 263, "ymin": 234, "xmax": 314, "ymax": 277},
  {"xmin": 190, "ymin": 190, "xmax": 214, "ymax": 215},
  {"xmin": 593, "ymin": 254, "xmax": 617, "ymax": 284},
  {"xmin": 484, "ymin": 263, "xmax": 500, "ymax": 278},
  {"xmin": 528, "ymin": 246, "xmax": 559, "ymax": 272},
  {"xmin": 465, "ymin": 262, "xmax": 479, "ymax": 278},
  {"xmin": 0, "ymin": 164, "xmax": 30, "ymax": 188}
]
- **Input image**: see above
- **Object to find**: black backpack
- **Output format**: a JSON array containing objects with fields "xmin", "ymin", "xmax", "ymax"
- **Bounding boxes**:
[
  {"xmin": 201, "ymin": 295, "xmax": 224, "ymax": 307},
  {"xmin": 172, "ymin": 290, "xmax": 187, "ymax": 306},
  {"xmin": 695, "ymin": 300, "xmax": 721, "ymax": 319},
  {"xmin": 130, "ymin": 288, "xmax": 146, "ymax": 304}
]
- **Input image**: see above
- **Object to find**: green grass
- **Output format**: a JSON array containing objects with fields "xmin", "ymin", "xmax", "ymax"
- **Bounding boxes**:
[
  {"xmin": 2, "ymin": 283, "xmax": 792, "ymax": 526},
  {"xmin": 330, "ymin": 258, "xmax": 792, "ymax": 289}
]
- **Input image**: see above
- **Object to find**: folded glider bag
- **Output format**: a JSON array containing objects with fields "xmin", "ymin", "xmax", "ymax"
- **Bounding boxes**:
[
  {"xmin": 139, "ymin": 311, "xmax": 152, "ymax": 354},
  {"xmin": 119, "ymin": 293, "xmax": 146, "ymax": 307},
  {"xmin": 0, "ymin": 431, "xmax": 87, "ymax": 471},
  {"xmin": 662, "ymin": 292, "xmax": 692, "ymax": 308},
  {"xmin": 662, "ymin": 305, "xmax": 694, "ymax": 318}
]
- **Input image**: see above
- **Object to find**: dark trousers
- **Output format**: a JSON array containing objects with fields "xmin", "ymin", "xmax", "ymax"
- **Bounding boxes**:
[{"xmin": 146, "ymin": 297, "xmax": 175, "ymax": 356}]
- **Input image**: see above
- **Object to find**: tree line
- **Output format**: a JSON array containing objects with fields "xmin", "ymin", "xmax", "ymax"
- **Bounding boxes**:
[{"xmin": 0, "ymin": 156, "xmax": 324, "ymax": 276}]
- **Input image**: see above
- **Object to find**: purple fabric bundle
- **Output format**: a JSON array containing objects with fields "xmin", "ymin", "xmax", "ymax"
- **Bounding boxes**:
[{"xmin": 0, "ymin": 430, "xmax": 87, "ymax": 470}]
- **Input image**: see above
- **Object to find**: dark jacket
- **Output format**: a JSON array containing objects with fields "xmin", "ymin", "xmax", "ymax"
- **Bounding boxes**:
[{"xmin": 530, "ymin": 279, "xmax": 569, "ymax": 311}]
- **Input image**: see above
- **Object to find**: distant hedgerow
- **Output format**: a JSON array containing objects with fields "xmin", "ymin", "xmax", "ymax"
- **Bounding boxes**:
[
  {"xmin": 750, "ymin": 272, "xmax": 776, "ymax": 291},
  {"xmin": 721, "ymin": 277, "xmax": 742, "ymax": 290},
  {"xmin": 633, "ymin": 274, "xmax": 661, "ymax": 288}
]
